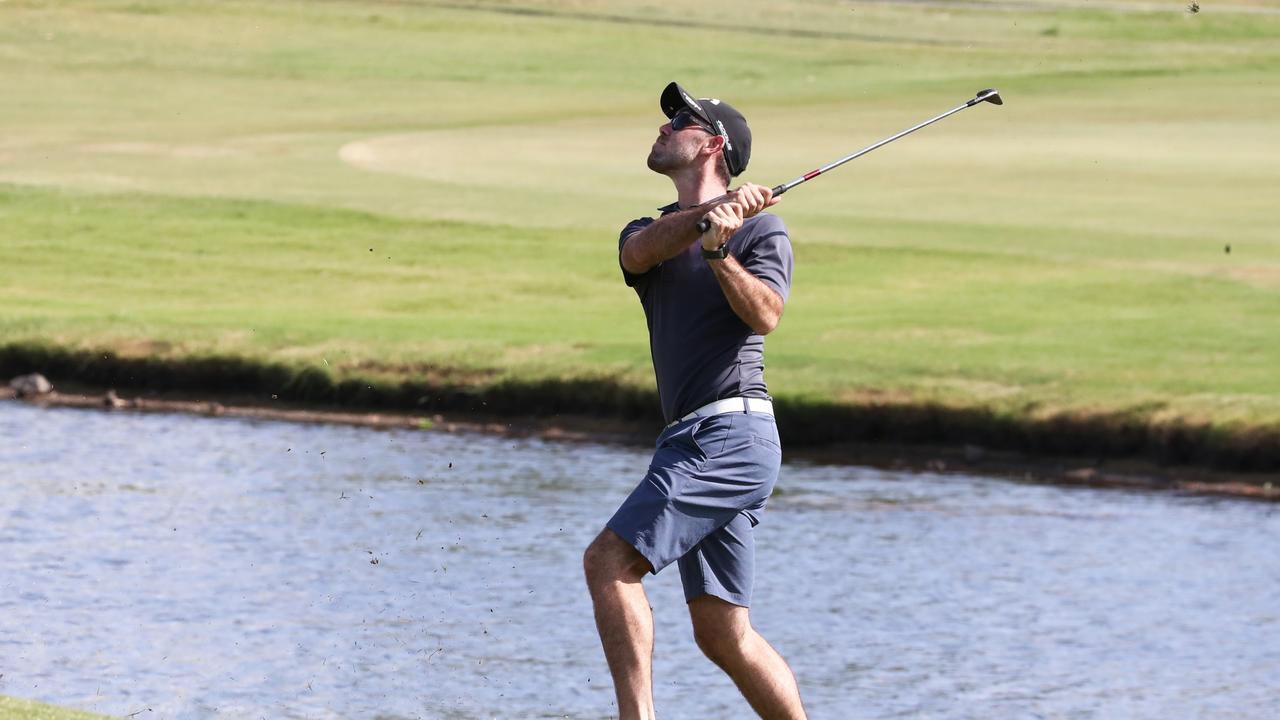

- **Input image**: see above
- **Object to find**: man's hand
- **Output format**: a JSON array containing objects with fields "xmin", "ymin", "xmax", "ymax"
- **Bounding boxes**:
[
  {"xmin": 700, "ymin": 201, "xmax": 744, "ymax": 251},
  {"xmin": 725, "ymin": 183, "xmax": 778, "ymax": 218}
]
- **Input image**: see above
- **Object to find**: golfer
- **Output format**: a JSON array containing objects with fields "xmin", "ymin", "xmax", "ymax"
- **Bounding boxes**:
[{"xmin": 583, "ymin": 82, "xmax": 806, "ymax": 719}]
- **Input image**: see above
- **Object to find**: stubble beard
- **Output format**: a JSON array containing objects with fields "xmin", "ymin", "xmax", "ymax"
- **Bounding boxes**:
[{"xmin": 646, "ymin": 137, "xmax": 697, "ymax": 176}]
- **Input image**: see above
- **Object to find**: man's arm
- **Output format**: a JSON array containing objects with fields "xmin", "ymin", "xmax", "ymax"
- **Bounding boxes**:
[
  {"xmin": 620, "ymin": 184, "xmax": 781, "ymax": 275},
  {"xmin": 699, "ymin": 201, "xmax": 785, "ymax": 335},
  {"xmin": 707, "ymin": 253, "xmax": 785, "ymax": 335},
  {"xmin": 619, "ymin": 205, "xmax": 708, "ymax": 275}
]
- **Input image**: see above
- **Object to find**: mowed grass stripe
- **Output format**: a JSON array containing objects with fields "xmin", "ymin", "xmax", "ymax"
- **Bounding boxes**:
[
  {"xmin": 0, "ymin": 184, "xmax": 638, "ymax": 373},
  {"xmin": 5, "ymin": 183, "xmax": 1278, "ymax": 429}
]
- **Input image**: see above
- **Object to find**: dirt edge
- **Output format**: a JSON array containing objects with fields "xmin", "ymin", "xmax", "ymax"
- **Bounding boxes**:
[
  {"xmin": 2, "ymin": 342, "xmax": 1276, "ymax": 499},
  {"xmin": 4, "ymin": 383, "xmax": 1275, "ymax": 502}
]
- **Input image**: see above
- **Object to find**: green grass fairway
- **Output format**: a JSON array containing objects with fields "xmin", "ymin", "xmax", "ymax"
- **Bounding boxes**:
[
  {"xmin": 0, "ymin": 696, "xmax": 113, "ymax": 720},
  {"xmin": 2, "ymin": 0, "xmax": 1279, "ymax": 460}
]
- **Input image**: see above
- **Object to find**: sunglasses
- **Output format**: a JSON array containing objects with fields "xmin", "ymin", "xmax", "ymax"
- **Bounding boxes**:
[{"xmin": 671, "ymin": 110, "xmax": 715, "ymax": 134}]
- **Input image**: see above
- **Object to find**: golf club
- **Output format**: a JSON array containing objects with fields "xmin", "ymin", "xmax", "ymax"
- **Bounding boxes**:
[{"xmin": 696, "ymin": 88, "xmax": 1003, "ymax": 233}]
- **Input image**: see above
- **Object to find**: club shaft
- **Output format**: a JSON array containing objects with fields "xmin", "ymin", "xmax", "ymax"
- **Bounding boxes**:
[
  {"xmin": 774, "ymin": 99, "xmax": 975, "ymax": 196},
  {"xmin": 694, "ymin": 90, "xmax": 997, "ymax": 233}
]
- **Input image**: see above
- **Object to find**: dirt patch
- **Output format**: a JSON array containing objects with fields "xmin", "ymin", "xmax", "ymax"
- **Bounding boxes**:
[
  {"xmin": 0, "ymin": 384, "xmax": 649, "ymax": 445},
  {"xmin": 789, "ymin": 439, "xmax": 1278, "ymax": 501}
]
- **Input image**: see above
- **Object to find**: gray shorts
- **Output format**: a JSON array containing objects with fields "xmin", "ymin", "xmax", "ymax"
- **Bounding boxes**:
[{"xmin": 606, "ymin": 410, "xmax": 782, "ymax": 607}]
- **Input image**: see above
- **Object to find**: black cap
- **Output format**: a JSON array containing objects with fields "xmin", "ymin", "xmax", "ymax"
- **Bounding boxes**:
[{"xmin": 660, "ymin": 81, "xmax": 752, "ymax": 177}]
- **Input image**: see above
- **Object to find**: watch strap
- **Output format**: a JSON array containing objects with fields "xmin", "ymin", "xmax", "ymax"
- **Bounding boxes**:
[{"xmin": 701, "ymin": 244, "xmax": 729, "ymax": 260}]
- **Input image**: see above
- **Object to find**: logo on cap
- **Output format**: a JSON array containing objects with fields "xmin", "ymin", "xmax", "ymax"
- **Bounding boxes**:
[{"xmin": 715, "ymin": 121, "xmax": 732, "ymax": 150}]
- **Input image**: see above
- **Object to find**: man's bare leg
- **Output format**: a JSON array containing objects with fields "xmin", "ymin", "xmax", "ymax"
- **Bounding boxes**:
[
  {"xmin": 688, "ymin": 595, "xmax": 807, "ymax": 719},
  {"xmin": 584, "ymin": 529, "xmax": 658, "ymax": 720}
]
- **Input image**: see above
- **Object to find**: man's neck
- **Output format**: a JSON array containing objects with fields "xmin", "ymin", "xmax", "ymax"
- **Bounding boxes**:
[{"xmin": 672, "ymin": 170, "xmax": 729, "ymax": 210}]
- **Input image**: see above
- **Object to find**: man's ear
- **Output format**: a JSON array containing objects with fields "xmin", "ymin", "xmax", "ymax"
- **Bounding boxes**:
[{"xmin": 702, "ymin": 133, "xmax": 726, "ymax": 158}]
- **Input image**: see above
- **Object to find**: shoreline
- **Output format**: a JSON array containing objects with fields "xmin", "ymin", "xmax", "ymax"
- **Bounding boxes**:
[{"xmin": 6, "ymin": 385, "xmax": 1276, "ymax": 502}]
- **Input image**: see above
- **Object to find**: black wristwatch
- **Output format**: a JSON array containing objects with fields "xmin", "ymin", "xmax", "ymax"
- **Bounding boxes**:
[{"xmin": 701, "ymin": 244, "xmax": 729, "ymax": 261}]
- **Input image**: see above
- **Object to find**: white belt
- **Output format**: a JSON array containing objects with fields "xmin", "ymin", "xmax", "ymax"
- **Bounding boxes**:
[{"xmin": 667, "ymin": 397, "xmax": 773, "ymax": 428}]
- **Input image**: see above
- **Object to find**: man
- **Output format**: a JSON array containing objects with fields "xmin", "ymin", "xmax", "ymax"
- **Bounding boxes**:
[{"xmin": 582, "ymin": 82, "xmax": 806, "ymax": 720}]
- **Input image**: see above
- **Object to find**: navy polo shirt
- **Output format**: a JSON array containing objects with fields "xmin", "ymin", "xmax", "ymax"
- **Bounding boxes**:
[{"xmin": 619, "ymin": 203, "xmax": 793, "ymax": 424}]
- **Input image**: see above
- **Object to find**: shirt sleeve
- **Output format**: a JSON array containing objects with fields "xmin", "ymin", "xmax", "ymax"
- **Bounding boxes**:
[
  {"xmin": 618, "ymin": 216, "xmax": 655, "ymax": 288},
  {"xmin": 737, "ymin": 214, "xmax": 793, "ymax": 302}
]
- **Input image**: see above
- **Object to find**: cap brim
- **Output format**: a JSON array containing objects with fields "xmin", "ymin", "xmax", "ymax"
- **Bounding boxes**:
[{"xmin": 660, "ymin": 82, "xmax": 714, "ymax": 126}]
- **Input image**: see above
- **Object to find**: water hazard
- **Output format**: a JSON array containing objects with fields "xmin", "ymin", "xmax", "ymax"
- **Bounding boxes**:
[{"xmin": 1, "ymin": 402, "xmax": 1276, "ymax": 718}]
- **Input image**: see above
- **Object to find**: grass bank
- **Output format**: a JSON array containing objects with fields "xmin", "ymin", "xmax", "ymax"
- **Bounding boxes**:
[
  {"xmin": 0, "ymin": 696, "xmax": 113, "ymax": 720},
  {"xmin": 5, "ymin": 340, "xmax": 1279, "ymax": 474},
  {"xmin": 2, "ymin": 0, "xmax": 1278, "ymax": 473}
]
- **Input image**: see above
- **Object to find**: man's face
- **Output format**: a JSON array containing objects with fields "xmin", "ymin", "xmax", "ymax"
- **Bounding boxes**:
[{"xmin": 647, "ymin": 110, "xmax": 715, "ymax": 175}]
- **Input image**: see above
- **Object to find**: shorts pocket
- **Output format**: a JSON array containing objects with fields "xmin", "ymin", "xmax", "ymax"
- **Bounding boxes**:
[
  {"xmin": 751, "ymin": 434, "xmax": 782, "ymax": 456},
  {"xmin": 691, "ymin": 414, "xmax": 735, "ymax": 459}
]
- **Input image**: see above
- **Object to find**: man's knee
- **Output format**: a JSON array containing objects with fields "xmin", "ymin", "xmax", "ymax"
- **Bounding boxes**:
[
  {"xmin": 693, "ymin": 623, "xmax": 751, "ymax": 667},
  {"xmin": 689, "ymin": 596, "xmax": 751, "ymax": 664},
  {"xmin": 583, "ymin": 529, "xmax": 651, "ymax": 587}
]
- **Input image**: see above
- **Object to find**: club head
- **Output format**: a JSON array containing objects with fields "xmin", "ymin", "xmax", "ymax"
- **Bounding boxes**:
[{"xmin": 976, "ymin": 88, "xmax": 1003, "ymax": 106}]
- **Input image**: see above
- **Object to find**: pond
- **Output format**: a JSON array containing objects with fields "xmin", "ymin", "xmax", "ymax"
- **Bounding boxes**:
[{"xmin": 1, "ymin": 402, "xmax": 1276, "ymax": 719}]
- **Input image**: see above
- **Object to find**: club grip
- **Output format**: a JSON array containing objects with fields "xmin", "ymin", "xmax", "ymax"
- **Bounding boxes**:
[{"xmin": 695, "ymin": 184, "xmax": 788, "ymax": 234}]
